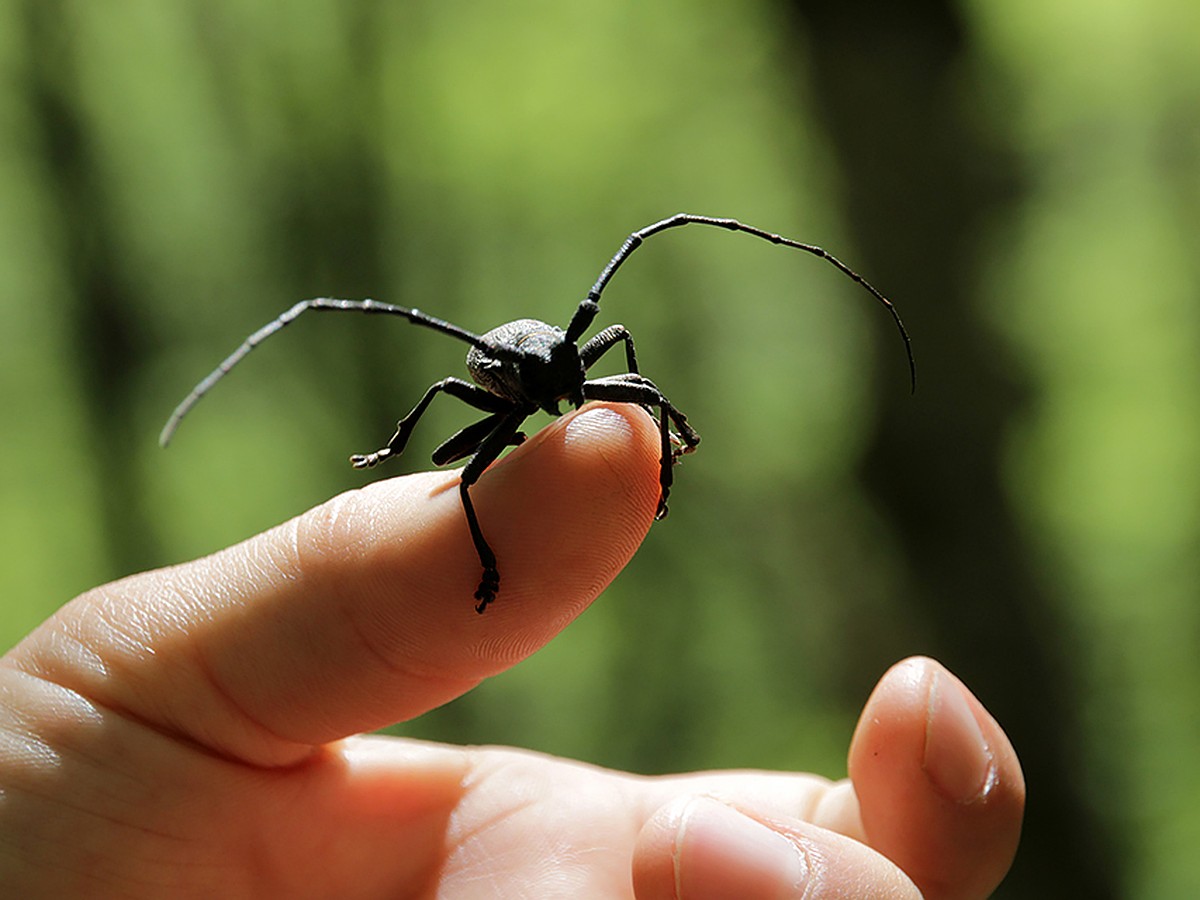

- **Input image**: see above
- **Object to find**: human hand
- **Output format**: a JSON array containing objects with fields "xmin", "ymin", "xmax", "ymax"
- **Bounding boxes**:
[{"xmin": 0, "ymin": 403, "xmax": 1023, "ymax": 898}]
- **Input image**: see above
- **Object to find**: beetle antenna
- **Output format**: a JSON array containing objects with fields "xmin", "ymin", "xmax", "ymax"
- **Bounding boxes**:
[
  {"xmin": 160, "ymin": 298, "xmax": 492, "ymax": 447},
  {"xmin": 584, "ymin": 214, "xmax": 916, "ymax": 392}
]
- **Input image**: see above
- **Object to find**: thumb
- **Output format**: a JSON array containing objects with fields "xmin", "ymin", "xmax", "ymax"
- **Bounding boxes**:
[{"xmin": 7, "ymin": 403, "xmax": 664, "ymax": 766}]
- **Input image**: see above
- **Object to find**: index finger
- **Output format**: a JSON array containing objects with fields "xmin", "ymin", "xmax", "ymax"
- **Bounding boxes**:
[{"xmin": 6, "ymin": 403, "xmax": 664, "ymax": 766}]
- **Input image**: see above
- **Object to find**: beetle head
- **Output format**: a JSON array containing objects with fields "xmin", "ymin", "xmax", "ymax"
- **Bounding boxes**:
[{"xmin": 520, "ymin": 338, "xmax": 585, "ymax": 414}]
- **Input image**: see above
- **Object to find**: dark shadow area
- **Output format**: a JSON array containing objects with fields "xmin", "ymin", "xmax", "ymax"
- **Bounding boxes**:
[{"xmin": 785, "ymin": 2, "xmax": 1118, "ymax": 896}]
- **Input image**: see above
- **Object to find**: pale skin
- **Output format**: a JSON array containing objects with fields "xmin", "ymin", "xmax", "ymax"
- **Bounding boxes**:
[{"xmin": 0, "ymin": 403, "xmax": 1023, "ymax": 898}]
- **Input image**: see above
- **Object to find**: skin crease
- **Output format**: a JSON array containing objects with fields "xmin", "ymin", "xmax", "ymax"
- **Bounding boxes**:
[{"xmin": 0, "ymin": 403, "xmax": 1024, "ymax": 898}]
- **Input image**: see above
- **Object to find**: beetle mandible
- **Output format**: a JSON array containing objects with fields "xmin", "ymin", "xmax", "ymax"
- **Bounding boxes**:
[{"xmin": 161, "ymin": 213, "xmax": 915, "ymax": 613}]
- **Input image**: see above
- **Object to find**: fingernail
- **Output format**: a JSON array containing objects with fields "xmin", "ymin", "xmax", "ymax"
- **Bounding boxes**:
[
  {"xmin": 923, "ymin": 668, "xmax": 996, "ymax": 804},
  {"xmin": 674, "ymin": 797, "xmax": 808, "ymax": 899}
]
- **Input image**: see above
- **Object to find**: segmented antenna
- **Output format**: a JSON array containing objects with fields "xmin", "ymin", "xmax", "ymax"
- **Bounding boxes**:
[
  {"xmin": 159, "ymin": 298, "xmax": 489, "ymax": 446},
  {"xmin": 581, "ymin": 214, "xmax": 916, "ymax": 391}
]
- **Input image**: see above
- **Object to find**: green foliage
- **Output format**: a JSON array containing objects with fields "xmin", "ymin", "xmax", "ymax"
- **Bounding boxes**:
[
  {"xmin": 2, "ymin": 1, "xmax": 1199, "ymax": 895},
  {"xmin": 970, "ymin": 2, "xmax": 1200, "ymax": 894}
]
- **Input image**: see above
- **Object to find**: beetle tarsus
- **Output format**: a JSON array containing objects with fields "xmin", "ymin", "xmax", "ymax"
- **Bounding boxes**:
[
  {"xmin": 350, "ymin": 449, "xmax": 390, "ymax": 469},
  {"xmin": 669, "ymin": 430, "xmax": 700, "ymax": 461},
  {"xmin": 474, "ymin": 567, "xmax": 500, "ymax": 613}
]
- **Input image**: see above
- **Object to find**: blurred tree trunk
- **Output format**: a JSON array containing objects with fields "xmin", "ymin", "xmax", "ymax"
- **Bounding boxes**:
[
  {"xmin": 23, "ymin": 2, "xmax": 162, "ymax": 581},
  {"xmin": 784, "ymin": 2, "xmax": 1117, "ymax": 896}
]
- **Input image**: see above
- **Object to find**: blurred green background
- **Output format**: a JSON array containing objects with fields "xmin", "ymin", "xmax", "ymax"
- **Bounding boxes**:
[{"xmin": 2, "ymin": 0, "xmax": 1198, "ymax": 896}]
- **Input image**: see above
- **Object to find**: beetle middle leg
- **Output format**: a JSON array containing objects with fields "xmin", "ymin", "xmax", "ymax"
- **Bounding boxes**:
[
  {"xmin": 432, "ymin": 413, "xmax": 526, "ymax": 466},
  {"xmin": 582, "ymin": 374, "xmax": 700, "ymax": 519},
  {"xmin": 458, "ymin": 411, "xmax": 529, "ymax": 612}
]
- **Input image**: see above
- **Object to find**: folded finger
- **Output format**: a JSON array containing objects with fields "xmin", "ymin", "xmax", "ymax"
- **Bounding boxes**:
[
  {"xmin": 633, "ymin": 795, "xmax": 921, "ymax": 900},
  {"xmin": 848, "ymin": 657, "xmax": 1025, "ymax": 900}
]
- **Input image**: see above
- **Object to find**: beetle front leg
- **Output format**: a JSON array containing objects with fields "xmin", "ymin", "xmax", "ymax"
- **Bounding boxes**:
[
  {"xmin": 579, "ymin": 323, "xmax": 640, "ymax": 374},
  {"xmin": 350, "ymin": 377, "xmax": 511, "ymax": 469},
  {"xmin": 582, "ymin": 375, "xmax": 700, "ymax": 520}
]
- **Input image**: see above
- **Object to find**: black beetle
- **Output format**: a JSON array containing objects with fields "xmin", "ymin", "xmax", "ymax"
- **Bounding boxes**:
[{"xmin": 162, "ymin": 214, "xmax": 913, "ymax": 612}]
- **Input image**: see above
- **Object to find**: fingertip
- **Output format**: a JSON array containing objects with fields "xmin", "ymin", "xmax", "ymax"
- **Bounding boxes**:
[
  {"xmin": 481, "ymin": 401, "xmax": 664, "ymax": 587},
  {"xmin": 849, "ymin": 657, "xmax": 1025, "ymax": 900},
  {"xmin": 447, "ymin": 401, "xmax": 662, "ymax": 655}
]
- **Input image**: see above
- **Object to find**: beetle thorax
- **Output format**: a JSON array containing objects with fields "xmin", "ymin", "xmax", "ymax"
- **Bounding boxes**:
[{"xmin": 467, "ymin": 319, "xmax": 585, "ymax": 414}]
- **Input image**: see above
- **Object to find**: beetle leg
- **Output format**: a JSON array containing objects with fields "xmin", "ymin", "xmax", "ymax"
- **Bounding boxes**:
[
  {"xmin": 581, "ymin": 375, "xmax": 699, "ymax": 519},
  {"xmin": 431, "ymin": 414, "xmax": 528, "ymax": 466},
  {"xmin": 579, "ymin": 324, "xmax": 640, "ymax": 374},
  {"xmin": 351, "ymin": 377, "xmax": 511, "ymax": 469},
  {"xmin": 459, "ymin": 410, "xmax": 529, "ymax": 612}
]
